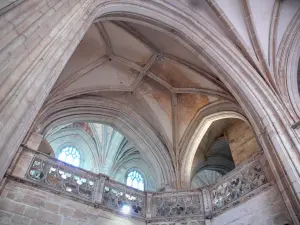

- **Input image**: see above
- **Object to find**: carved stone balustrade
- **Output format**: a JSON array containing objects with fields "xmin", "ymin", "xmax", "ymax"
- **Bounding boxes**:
[
  {"xmin": 209, "ymin": 153, "xmax": 272, "ymax": 216},
  {"xmin": 26, "ymin": 153, "xmax": 97, "ymax": 201},
  {"xmin": 150, "ymin": 190, "xmax": 205, "ymax": 224},
  {"xmin": 4, "ymin": 147, "xmax": 272, "ymax": 224},
  {"xmin": 102, "ymin": 179, "xmax": 146, "ymax": 219}
]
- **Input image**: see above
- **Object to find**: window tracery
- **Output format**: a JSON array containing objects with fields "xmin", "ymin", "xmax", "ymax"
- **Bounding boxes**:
[
  {"xmin": 126, "ymin": 170, "xmax": 144, "ymax": 191},
  {"xmin": 58, "ymin": 146, "xmax": 80, "ymax": 167}
]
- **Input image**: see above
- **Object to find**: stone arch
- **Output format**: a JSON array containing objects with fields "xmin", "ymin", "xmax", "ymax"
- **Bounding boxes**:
[
  {"xmin": 276, "ymin": 9, "xmax": 300, "ymax": 120},
  {"xmin": 45, "ymin": 127, "xmax": 98, "ymax": 172},
  {"xmin": 193, "ymin": 138, "xmax": 234, "ymax": 174},
  {"xmin": 112, "ymin": 159, "xmax": 157, "ymax": 191},
  {"xmin": 0, "ymin": 0, "xmax": 299, "ymax": 220},
  {"xmin": 180, "ymin": 111, "xmax": 248, "ymax": 188},
  {"xmin": 32, "ymin": 97, "xmax": 175, "ymax": 190}
]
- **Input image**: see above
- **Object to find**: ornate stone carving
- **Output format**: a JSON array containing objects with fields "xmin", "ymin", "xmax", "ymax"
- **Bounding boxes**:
[
  {"xmin": 152, "ymin": 191, "xmax": 203, "ymax": 219},
  {"xmin": 102, "ymin": 180, "xmax": 146, "ymax": 218},
  {"xmin": 26, "ymin": 155, "xmax": 96, "ymax": 200},
  {"xmin": 19, "ymin": 149, "xmax": 268, "ymax": 223},
  {"xmin": 210, "ymin": 162, "xmax": 267, "ymax": 211}
]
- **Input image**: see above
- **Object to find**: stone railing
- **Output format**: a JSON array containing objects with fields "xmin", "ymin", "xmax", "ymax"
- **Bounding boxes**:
[
  {"xmin": 209, "ymin": 153, "xmax": 271, "ymax": 216},
  {"xmin": 26, "ymin": 153, "xmax": 97, "ymax": 201},
  {"xmin": 102, "ymin": 179, "xmax": 146, "ymax": 219},
  {"xmin": 150, "ymin": 190, "xmax": 204, "ymax": 224},
  {"xmin": 5, "ymin": 147, "xmax": 272, "ymax": 224}
]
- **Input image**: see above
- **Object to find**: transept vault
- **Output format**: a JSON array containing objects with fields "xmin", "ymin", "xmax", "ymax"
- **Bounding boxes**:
[{"xmin": 0, "ymin": 0, "xmax": 300, "ymax": 225}]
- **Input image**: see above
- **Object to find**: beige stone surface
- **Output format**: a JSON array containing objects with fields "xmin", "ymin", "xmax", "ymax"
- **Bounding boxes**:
[
  {"xmin": 0, "ymin": 180, "xmax": 145, "ymax": 225},
  {"xmin": 211, "ymin": 185, "xmax": 292, "ymax": 225},
  {"xmin": 225, "ymin": 120, "xmax": 260, "ymax": 166},
  {"xmin": 0, "ymin": 0, "xmax": 300, "ymax": 223}
]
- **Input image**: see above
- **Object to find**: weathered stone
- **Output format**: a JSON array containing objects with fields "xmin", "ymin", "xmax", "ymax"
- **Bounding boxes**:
[
  {"xmin": 211, "ymin": 186, "xmax": 292, "ymax": 225},
  {"xmin": 11, "ymin": 215, "xmax": 30, "ymax": 225},
  {"xmin": 0, "ymin": 198, "xmax": 25, "ymax": 215},
  {"xmin": 59, "ymin": 206, "xmax": 74, "ymax": 218},
  {"xmin": 62, "ymin": 218, "xmax": 78, "ymax": 225},
  {"xmin": 0, "ymin": 210, "xmax": 12, "ymax": 224},
  {"xmin": 30, "ymin": 219, "xmax": 45, "ymax": 225},
  {"xmin": 0, "ymin": 0, "xmax": 300, "ymax": 224},
  {"xmin": 23, "ymin": 206, "xmax": 38, "ymax": 219},
  {"xmin": 72, "ymin": 209, "xmax": 87, "ymax": 221},
  {"xmin": 225, "ymin": 120, "xmax": 260, "ymax": 166},
  {"xmin": 44, "ymin": 202, "xmax": 59, "ymax": 214},
  {"xmin": 22, "ymin": 195, "xmax": 45, "ymax": 208},
  {"xmin": 6, "ymin": 193, "xmax": 15, "ymax": 200},
  {"xmin": 37, "ymin": 209, "xmax": 62, "ymax": 225}
]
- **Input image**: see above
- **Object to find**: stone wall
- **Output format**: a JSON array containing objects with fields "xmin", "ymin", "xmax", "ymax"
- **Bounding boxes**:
[
  {"xmin": 0, "ymin": 0, "xmax": 23, "ymax": 15},
  {"xmin": 225, "ymin": 120, "xmax": 260, "ymax": 166},
  {"xmin": 211, "ymin": 185, "xmax": 292, "ymax": 225},
  {"xmin": 0, "ymin": 180, "xmax": 145, "ymax": 225}
]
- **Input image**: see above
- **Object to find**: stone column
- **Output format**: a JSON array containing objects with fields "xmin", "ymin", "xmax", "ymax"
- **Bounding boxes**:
[
  {"xmin": 0, "ymin": 0, "xmax": 300, "ymax": 223},
  {"xmin": 146, "ymin": 192, "xmax": 153, "ymax": 220},
  {"xmin": 0, "ymin": 0, "xmax": 95, "ymax": 179},
  {"xmin": 94, "ymin": 176, "xmax": 106, "ymax": 205},
  {"xmin": 7, "ymin": 147, "xmax": 35, "ymax": 178},
  {"xmin": 25, "ymin": 132, "xmax": 43, "ymax": 151},
  {"xmin": 202, "ymin": 188, "xmax": 212, "ymax": 220}
]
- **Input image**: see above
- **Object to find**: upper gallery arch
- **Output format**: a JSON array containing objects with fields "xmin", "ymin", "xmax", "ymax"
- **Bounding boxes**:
[
  {"xmin": 30, "ymin": 97, "xmax": 176, "ymax": 190},
  {"xmin": 1, "ymin": 0, "xmax": 299, "ymax": 219}
]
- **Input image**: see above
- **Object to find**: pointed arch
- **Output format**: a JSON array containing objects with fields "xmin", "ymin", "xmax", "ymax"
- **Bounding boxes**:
[
  {"xmin": 0, "ymin": 0, "xmax": 299, "ymax": 220},
  {"xmin": 32, "ymin": 97, "xmax": 176, "ymax": 190},
  {"xmin": 180, "ymin": 111, "xmax": 248, "ymax": 188}
]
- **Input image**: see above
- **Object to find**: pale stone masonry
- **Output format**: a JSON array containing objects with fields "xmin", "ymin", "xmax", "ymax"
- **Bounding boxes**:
[
  {"xmin": 0, "ymin": 180, "xmax": 291, "ymax": 225},
  {"xmin": 212, "ymin": 185, "xmax": 291, "ymax": 225},
  {"xmin": 0, "ymin": 180, "xmax": 145, "ymax": 225},
  {"xmin": 1, "ymin": 0, "xmax": 300, "ymax": 224},
  {"xmin": 225, "ymin": 120, "xmax": 260, "ymax": 166}
]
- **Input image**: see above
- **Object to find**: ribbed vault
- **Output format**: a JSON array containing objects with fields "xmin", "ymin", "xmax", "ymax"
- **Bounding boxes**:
[
  {"xmin": 7, "ymin": 1, "xmax": 298, "ymax": 221},
  {"xmin": 45, "ymin": 122, "xmax": 157, "ymax": 191}
]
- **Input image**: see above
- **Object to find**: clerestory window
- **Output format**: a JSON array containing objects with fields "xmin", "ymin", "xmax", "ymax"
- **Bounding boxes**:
[
  {"xmin": 58, "ymin": 146, "xmax": 80, "ymax": 167},
  {"xmin": 126, "ymin": 170, "xmax": 144, "ymax": 191}
]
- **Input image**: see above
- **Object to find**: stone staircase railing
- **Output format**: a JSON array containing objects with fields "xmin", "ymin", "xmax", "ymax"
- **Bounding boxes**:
[
  {"xmin": 209, "ymin": 153, "xmax": 272, "ymax": 216},
  {"xmin": 4, "ymin": 147, "xmax": 272, "ymax": 224}
]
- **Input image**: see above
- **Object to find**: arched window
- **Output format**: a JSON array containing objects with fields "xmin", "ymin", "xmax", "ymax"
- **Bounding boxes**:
[
  {"xmin": 58, "ymin": 146, "xmax": 80, "ymax": 167},
  {"xmin": 126, "ymin": 170, "xmax": 144, "ymax": 191}
]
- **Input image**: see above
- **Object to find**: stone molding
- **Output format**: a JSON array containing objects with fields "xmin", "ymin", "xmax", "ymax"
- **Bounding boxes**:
[
  {"xmin": 276, "ymin": 8, "xmax": 300, "ymax": 120},
  {"xmin": 180, "ymin": 110, "xmax": 248, "ymax": 188},
  {"xmin": 0, "ymin": 0, "xmax": 299, "ymax": 223},
  {"xmin": 209, "ymin": 152, "xmax": 273, "ymax": 216},
  {"xmin": 32, "ymin": 97, "xmax": 176, "ymax": 190},
  {"xmin": 4, "ymin": 147, "xmax": 273, "ymax": 224}
]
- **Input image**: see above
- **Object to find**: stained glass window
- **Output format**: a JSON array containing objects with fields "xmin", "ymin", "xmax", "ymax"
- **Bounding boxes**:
[
  {"xmin": 126, "ymin": 170, "xmax": 144, "ymax": 191},
  {"xmin": 58, "ymin": 147, "xmax": 80, "ymax": 167}
]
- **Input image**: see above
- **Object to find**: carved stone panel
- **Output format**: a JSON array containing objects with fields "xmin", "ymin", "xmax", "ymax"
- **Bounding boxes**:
[
  {"xmin": 26, "ymin": 154, "xmax": 97, "ymax": 200},
  {"xmin": 102, "ymin": 180, "xmax": 146, "ymax": 218},
  {"xmin": 210, "ymin": 161, "xmax": 267, "ymax": 212},
  {"xmin": 151, "ymin": 191, "xmax": 204, "ymax": 223}
]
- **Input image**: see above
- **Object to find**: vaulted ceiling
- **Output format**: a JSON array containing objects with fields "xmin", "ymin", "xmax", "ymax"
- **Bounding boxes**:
[
  {"xmin": 45, "ymin": 122, "xmax": 157, "ymax": 191},
  {"xmin": 35, "ymin": 0, "xmax": 300, "ymax": 189},
  {"xmin": 44, "ymin": 19, "xmax": 234, "ymax": 161}
]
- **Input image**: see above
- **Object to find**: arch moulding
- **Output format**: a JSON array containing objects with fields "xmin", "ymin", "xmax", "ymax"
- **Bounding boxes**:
[
  {"xmin": 0, "ymin": 0, "xmax": 300, "ymax": 222},
  {"xmin": 32, "ymin": 97, "xmax": 176, "ymax": 190},
  {"xmin": 180, "ymin": 111, "xmax": 248, "ymax": 189},
  {"xmin": 276, "ymin": 9, "xmax": 300, "ymax": 122}
]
